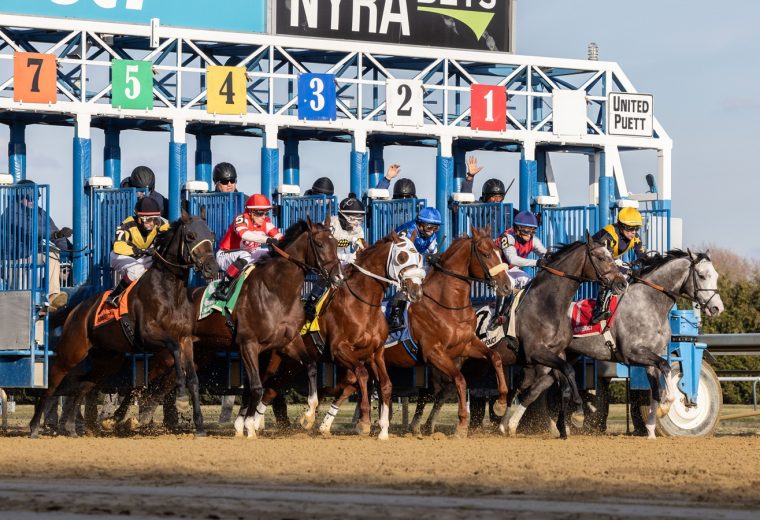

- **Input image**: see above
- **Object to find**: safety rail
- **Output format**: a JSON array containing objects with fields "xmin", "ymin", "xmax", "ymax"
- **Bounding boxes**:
[
  {"xmin": 700, "ymin": 334, "xmax": 760, "ymax": 356},
  {"xmin": 277, "ymin": 194, "xmax": 337, "ymax": 230}
]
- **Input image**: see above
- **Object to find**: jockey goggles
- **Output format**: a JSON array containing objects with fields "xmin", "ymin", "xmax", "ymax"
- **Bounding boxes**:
[
  {"xmin": 419, "ymin": 223, "xmax": 439, "ymax": 233},
  {"xmin": 249, "ymin": 209, "xmax": 269, "ymax": 217},
  {"xmin": 515, "ymin": 226, "xmax": 536, "ymax": 236},
  {"xmin": 342, "ymin": 214, "xmax": 364, "ymax": 227},
  {"xmin": 619, "ymin": 223, "xmax": 640, "ymax": 233}
]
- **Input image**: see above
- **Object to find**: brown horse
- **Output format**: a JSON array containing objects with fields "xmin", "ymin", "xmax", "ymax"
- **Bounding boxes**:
[
  {"xmin": 383, "ymin": 227, "xmax": 512, "ymax": 438},
  {"xmin": 29, "ymin": 209, "xmax": 218, "ymax": 438},
  {"xmin": 192, "ymin": 217, "xmax": 341, "ymax": 438}
]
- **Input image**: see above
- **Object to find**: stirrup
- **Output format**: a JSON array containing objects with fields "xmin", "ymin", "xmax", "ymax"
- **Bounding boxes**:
[
  {"xmin": 106, "ymin": 295, "xmax": 120, "ymax": 308},
  {"xmin": 487, "ymin": 315, "xmax": 505, "ymax": 331},
  {"xmin": 589, "ymin": 310, "xmax": 610, "ymax": 325}
]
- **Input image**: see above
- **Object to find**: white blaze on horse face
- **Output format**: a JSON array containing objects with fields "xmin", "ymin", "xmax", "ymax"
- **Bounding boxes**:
[{"xmin": 697, "ymin": 261, "xmax": 724, "ymax": 316}]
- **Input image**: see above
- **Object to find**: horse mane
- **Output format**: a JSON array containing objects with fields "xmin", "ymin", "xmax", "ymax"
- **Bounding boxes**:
[
  {"xmin": 153, "ymin": 219, "xmax": 182, "ymax": 254},
  {"xmin": 543, "ymin": 241, "xmax": 584, "ymax": 262},
  {"xmin": 276, "ymin": 220, "xmax": 310, "ymax": 250},
  {"xmin": 440, "ymin": 235, "xmax": 470, "ymax": 261},
  {"xmin": 636, "ymin": 249, "xmax": 711, "ymax": 276}
]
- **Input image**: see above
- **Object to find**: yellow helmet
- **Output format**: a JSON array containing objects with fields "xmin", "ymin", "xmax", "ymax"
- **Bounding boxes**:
[{"xmin": 617, "ymin": 207, "xmax": 643, "ymax": 227}]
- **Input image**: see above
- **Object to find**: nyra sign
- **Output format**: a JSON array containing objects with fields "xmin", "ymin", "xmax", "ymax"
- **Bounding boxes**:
[{"xmin": 607, "ymin": 92, "xmax": 654, "ymax": 137}]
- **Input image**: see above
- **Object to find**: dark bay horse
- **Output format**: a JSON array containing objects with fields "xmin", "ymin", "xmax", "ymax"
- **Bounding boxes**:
[
  {"xmin": 383, "ymin": 227, "xmax": 512, "ymax": 438},
  {"xmin": 504, "ymin": 236, "xmax": 628, "ymax": 438},
  {"xmin": 29, "ymin": 209, "xmax": 218, "ymax": 438},
  {"xmin": 568, "ymin": 250, "xmax": 723, "ymax": 438},
  {"xmin": 192, "ymin": 217, "xmax": 341, "ymax": 438}
]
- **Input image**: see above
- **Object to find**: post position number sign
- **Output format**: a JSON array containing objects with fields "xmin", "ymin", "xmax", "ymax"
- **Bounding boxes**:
[
  {"xmin": 471, "ymin": 84, "xmax": 507, "ymax": 132},
  {"xmin": 111, "ymin": 60, "xmax": 154, "ymax": 110},
  {"xmin": 386, "ymin": 79, "xmax": 424, "ymax": 126},
  {"xmin": 298, "ymin": 73, "xmax": 337, "ymax": 121},
  {"xmin": 13, "ymin": 52, "xmax": 57, "ymax": 104},
  {"xmin": 608, "ymin": 92, "xmax": 653, "ymax": 137}
]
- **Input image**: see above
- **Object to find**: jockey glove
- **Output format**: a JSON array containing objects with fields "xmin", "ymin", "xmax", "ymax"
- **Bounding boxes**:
[
  {"xmin": 536, "ymin": 257, "xmax": 547, "ymax": 269},
  {"xmin": 427, "ymin": 252, "xmax": 442, "ymax": 266},
  {"xmin": 266, "ymin": 237, "xmax": 278, "ymax": 245}
]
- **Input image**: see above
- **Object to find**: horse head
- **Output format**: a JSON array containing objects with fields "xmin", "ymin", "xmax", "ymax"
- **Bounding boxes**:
[
  {"xmin": 684, "ymin": 250, "xmax": 724, "ymax": 316},
  {"xmin": 304, "ymin": 215, "xmax": 342, "ymax": 287},
  {"xmin": 170, "ymin": 207, "xmax": 218, "ymax": 281},
  {"xmin": 388, "ymin": 229, "xmax": 425, "ymax": 303},
  {"xmin": 583, "ymin": 231, "xmax": 628, "ymax": 294},
  {"xmin": 468, "ymin": 225, "xmax": 511, "ymax": 297}
]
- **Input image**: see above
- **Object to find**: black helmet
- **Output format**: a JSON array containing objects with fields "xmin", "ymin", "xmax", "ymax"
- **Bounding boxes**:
[
  {"xmin": 393, "ymin": 178, "xmax": 416, "ymax": 199},
  {"xmin": 120, "ymin": 178, "xmax": 130, "ymax": 189},
  {"xmin": 134, "ymin": 197, "xmax": 161, "ymax": 216},
  {"xmin": 306, "ymin": 177, "xmax": 334, "ymax": 196},
  {"xmin": 213, "ymin": 162, "xmax": 237, "ymax": 184},
  {"xmin": 482, "ymin": 178, "xmax": 506, "ymax": 198},
  {"xmin": 339, "ymin": 193, "xmax": 366, "ymax": 214},
  {"xmin": 129, "ymin": 166, "xmax": 155, "ymax": 191}
]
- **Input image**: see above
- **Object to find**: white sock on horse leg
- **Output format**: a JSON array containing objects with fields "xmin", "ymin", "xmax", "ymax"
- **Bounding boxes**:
[
  {"xmin": 319, "ymin": 403, "xmax": 340, "ymax": 432},
  {"xmin": 508, "ymin": 404, "xmax": 527, "ymax": 434},
  {"xmin": 378, "ymin": 402, "xmax": 390, "ymax": 440},
  {"xmin": 252, "ymin": 402, "xmax": 267, "ymax": 431},
  {"xmin": 646, "ymin": 400, "xmax": 658, "ymax": 439}
]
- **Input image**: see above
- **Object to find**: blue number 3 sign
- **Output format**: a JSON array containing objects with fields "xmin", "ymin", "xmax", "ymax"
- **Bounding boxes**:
[{"xmin": 298, "ymin": 73, "xmax": 337, "ymax": 121}]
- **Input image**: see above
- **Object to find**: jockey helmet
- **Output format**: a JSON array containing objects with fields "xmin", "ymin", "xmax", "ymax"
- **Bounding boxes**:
[
  {"xmin": 393, "ymin": 178, "xmax": 417, "ymax": 199},
  {"xmin": 514, "ymin": 211, "xmax": 538, "ymax": 228},
  {"xmin": 339, "ymin": 193, "xmax": 365, "ymax": 230},
  {"xmin": 213, "ymin": 162, "xmax": 237, "ymax": 184},
  {"xmin": 129, "ymin": 166, "xmax": 156, "ymax": 191},
  {"xmin": 617, "ymin": 207, "xmax": 643, "ymax": 227},
  {"xmin": 482, "ymin": 178, "xmax": 506, "ymax": 198},
  {"xmin": 417, "ymin": 207, "xmax": 442, "ymax": 225},
  {"xmin": 135, "ymin": 197, "xmax": 161, "ymax": 217},
  {"xmin": 245, "ymin": 194, "xmax": 273, "ymax": 211},
  {"xmin": 305, "ymin": 177, "xmax": 334, "ymax": 196}
]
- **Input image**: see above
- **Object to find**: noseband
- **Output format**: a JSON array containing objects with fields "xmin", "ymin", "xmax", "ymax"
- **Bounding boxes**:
[{"xmin": 152, "ymin": 221, "xmax": 214, "ymax": 272}]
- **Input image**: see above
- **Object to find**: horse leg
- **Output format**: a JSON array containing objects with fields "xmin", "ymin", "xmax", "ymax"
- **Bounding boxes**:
[
  {"xmin": 236, "ymin": 341, "xmax": 263, "ymax": 439},
  {"xmin": 506, "ymin": 366, "xmax": 554, "ymax": 436},
  {"xmin": 463, "ymin": 337, "xmax": 508, "ymax": 417},
  {"xmin": 552, "ymin": 369, "xmax": 573, "ymax": 440},
  {"xmin": 424, "ymin": 386, "xmax": 450, "ymax": 435},
  {"xmin": 318, "ymin": 370, "xmax": 358, "ymax": 437},
  {"xmin": 353, "ymin": 364, "xmax": 372, "ymax": 436},
  {"xmin": 627, "ymin": 346, "xmax": 674, "ymax": 418},
  {"xmin": 370, "ymin": 349, "xmax": 393, "ymax": 441},
  {"xmin": 409, "ymin": 387, "xmax": 430, "ymax": 437},
  {"xmin": 83, "ymin": 391, "xmax": 99, "ymax": 436},
  {"xmin": 297, "ymin": 362, "xmax": 320, "ymax": 431},
  {"xmin": 426, "ymin": 351, "xmax": 468, "ymax": 438},
  {"xmin": 643, "ymin": 364, "xmax": 668, "ymax": 439},
  {"xmin": 527, "ymin": 347, "xmax": 584, "ymax": 416}
]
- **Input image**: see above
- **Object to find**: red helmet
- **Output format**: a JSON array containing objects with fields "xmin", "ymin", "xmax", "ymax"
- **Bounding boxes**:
[{"xmin": 245, "ymin": 194, "xmax": 272, "ymax": 210}]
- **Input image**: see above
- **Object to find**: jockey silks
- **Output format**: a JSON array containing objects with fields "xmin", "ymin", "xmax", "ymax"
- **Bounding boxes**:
[
  {"xmin": 219, "ymin": 212, "xmax": 282, "ymax": 251},
  {"xmin": 594, "ymin": 224, "xmax": 644, "ymax": 259},
  {"xmin": 112, "ymin": 215, "xmax": 170, "ymax": 256}
]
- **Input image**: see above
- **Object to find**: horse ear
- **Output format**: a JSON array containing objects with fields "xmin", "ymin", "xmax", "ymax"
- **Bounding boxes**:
[
  {"xmin": 687, "ymin": 248, "xmax": 694, "ymax": 260},
  {"xmin": 181, "ymin": 207, "xmax": 191, "ymax": 223},
  {"xmin": 306, "ymin": 215, "xmax": 314, "ymax": 228},
  {"xmin": 390, "ymin": 229, "xmax": 400, "ymax": 242},
  {"xmin": 199, "ymin": 205, "xmax": 207, "ymax": 221},
  {"xmin": 323, "ymin": 213, "xmax": 331, "ymax": 227},
  {"xmin": 484, "ymin": 225, "xmax": 491, "ymax": 237},
  {"xmin": 585, "ymin": 230, "xmax": 591, "ymax": 243},
  {"xmin": 470, "ymin": 224, "xmax": 478, "ymax": 238}
]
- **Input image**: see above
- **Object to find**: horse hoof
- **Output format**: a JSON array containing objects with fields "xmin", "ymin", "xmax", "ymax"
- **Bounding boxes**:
[
  {"xmin": 234, "ymin": 430, "xmax": 244, "ymax": 438},
  {"xmin": 194, "ymin": 430, "xmax": 207, "ymax": 438},
  {"xmin": 101, "ymin": 418, "xmax": 116, "ymax": 431},
  {"xmin": 355, "ymin": 422, "xmax": 371, "ymax": 436},
  {"xmin": 319, "ymin": 427, "xmax": 332, "ymax": 438},
  {"xmin": 571, "ymin": 409, "xmax": 585, "ymax": 426},
  {"xmin": 453, "ymin": 428, "xmax": 468, "ymax": 439},
  {"xmin": 298, "ymin": 414, "xmax": 315, "ymax": 431},
  {"xmin": 657, "ymin": 403, "xmax": 671, "ymax": 418},
  {"xmin": 124, "ymin": 417, "xmax": 140, "ymax": 432},
  {"xmin": 29, "ymin": 432, "xmax": 39, "ymax": 439},
  {"xmin": 493, "ymin": 401, "xmax": 508, "ymax": 417},
  {"xmin": 377, "ymin": 431, "xmax": 389, "ymax": 441},
  {"xmin": 176, "ymin": 395, "xmax": 191, "ymax": 413},
  {"xmin": 497, "ymin": 424, "xmax": 507, "ymax": 436}
]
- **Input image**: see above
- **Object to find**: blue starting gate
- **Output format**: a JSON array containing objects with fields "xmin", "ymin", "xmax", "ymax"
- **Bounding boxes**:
[
  {"xmin": 0, "ymin": 184, "xmax": 51, "ymax": 388},
  {"xmin": 367, "ymin": 198, "xmax": 426, "ymax": 243},
  {"xmin": 89, "ymin": 188, "xmax": 137, "ymax": 291},
  {"xmin": 277, "ymin": 194, "xmax": 337, "ymax": 230}
]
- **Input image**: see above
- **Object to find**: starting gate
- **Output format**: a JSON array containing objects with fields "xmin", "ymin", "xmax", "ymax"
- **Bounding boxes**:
[
  {"xmin": 367, "ymin": 198, "xmax": 427, "ymax": 243},
  {"xmin": 277, "ymin": 194, "xmax": 337, "ymax": 230},
  {"xmin": 187, "ymin": 192, "xmax": 247, "ymax": 248},
  {"xmin": 90, "ymin": 188, "xmax": 137, "ymax": 290},
  {"xmin": 0, "ymin": 184, "xmax": 50, "ymax": 388}
]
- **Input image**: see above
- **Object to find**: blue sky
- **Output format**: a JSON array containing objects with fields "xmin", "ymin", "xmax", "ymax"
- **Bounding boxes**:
[{"xmin": 2, "ymin": 1, "xmax": 758, "ymax": 257}]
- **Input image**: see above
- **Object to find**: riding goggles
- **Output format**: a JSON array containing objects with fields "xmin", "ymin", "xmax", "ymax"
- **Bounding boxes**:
[
  {"xmin": 515, "ymin": 226, "xmax": 536, "ymax": 236},
  {"xmin": 250, "ymin": 210, "xmax": 269, "ymax": 217},
  {"xmin": 619, "ymin": 223, "xmax": 640, "ymax": 233},
  {"xmin": 218, "ymin": 179, "xmax": 236, "ymax": 186},
  {"xmin": 419, "ymin": 223, "xmax": 440, "ymax": 233},
  {"xmin": 138, "ymin": 215, "xmax": 161, "ymax": 226}
]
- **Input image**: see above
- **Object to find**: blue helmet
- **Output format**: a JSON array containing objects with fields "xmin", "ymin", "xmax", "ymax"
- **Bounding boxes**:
[
  {"xmin": 514, "ymin": 211, "xmax": 538, "ymax": 228},
  {"xmin": 417, "ymin": 207, "xmax": 442, "ymax": 225}
]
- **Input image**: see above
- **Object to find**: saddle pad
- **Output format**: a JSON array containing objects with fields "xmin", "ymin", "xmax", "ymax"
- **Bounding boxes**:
[
  {"xmin": 571, "ymin": 296, "xmax": 619, "ymax": 337},
  {"xmin": 300, "ymin": 289, "xmax": 332, "ymax": 336},
  {"xmin": 93, "ymin": 280, "xmax": 138, "ymax": 328},
  {"xmin": 506, "ymin": 289, "xmax": 526, "ymax": 339},
  {"xmin": 384, "ymin": 307, "xmax": 421, "ymax": 361},
  {"xmin": 199, "ymin": 264, "xmax": 256, "ymax": 320}
]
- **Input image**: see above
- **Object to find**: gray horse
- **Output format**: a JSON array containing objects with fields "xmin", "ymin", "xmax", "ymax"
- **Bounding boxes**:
[{"xmin": 565, "ymin": 250, "xmax": 723, "ymax": 438}]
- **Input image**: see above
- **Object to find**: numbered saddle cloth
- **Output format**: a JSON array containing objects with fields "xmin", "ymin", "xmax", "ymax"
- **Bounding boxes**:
[
  {"xmin": 93, "ymin": 280, "xmax": 139, "ymax": 328},
  {"xmin": 299, "ymin": 289, "xmax": 332, "ymax": 336},
  {"xmin": 570, "ymin": 296, "xmax": 620, "ymax": 337},
  {"xmin": 384, "ymin": 307, "xmax": 421, "ymax": 362},
  {"xmin": 198, "ymin": 264, "xmax": 256, "ymax": 320}
]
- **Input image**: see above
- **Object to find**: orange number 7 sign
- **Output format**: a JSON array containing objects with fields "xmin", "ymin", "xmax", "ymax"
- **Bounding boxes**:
[{"xmin": 14, "ymin": 52, "xmax": 57, "ymax": 104}]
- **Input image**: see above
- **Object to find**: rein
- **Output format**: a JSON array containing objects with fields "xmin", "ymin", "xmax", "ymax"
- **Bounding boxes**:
[
  {"xmin": 539, "ymin": 241, "xmax": 617, "ymax": 287},
  {"xmin": 631, "ymin": 256, "xmax": 721, "ymax": 309},
  {"xmin": 270, "ymin": 229, "xmax": 333, "ymax": 283}
]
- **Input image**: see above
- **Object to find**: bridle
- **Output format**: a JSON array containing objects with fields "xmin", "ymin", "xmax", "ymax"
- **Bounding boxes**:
[
  {"xmin": 152, "ymin": 219, "xmax": 215, "ymax": 274},
  {"xmin": 540, "ymin": 241, "xmax": 618, "ymax": 289},
  {"xmin": 270, "ymin": 226, "xmax": 337, "ymax": 284},
  {"xmin": 631, "ymin": 254, "xmax": 720, "ymax": 310}
]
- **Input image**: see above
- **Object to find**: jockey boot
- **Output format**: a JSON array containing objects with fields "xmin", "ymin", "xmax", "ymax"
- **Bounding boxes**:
[
  {"xmin": 304, "ymin": 283, "xmax": 326, "ymax": 322},
  {"xmin": 388, "ymin": 299, "xmax": 407, "ymax": 332},
  {"xmin": 106, "ymin": 277, "xmax": 131, "ymax": 308},
  {"xmin": 488, "ymin": 292, "xmax": 514, "ymax": 331},
  {"xmin": 590, "ymin": 288, "xmax": 612, "ymax": 325},
  {"xmin": 213, "ymin": 258, "xmax": 247, "ymax": 301}
]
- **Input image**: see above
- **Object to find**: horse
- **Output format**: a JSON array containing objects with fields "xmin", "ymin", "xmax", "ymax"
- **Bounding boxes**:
[
  {"xmin": 503, "ymin": 236, "xmax": 628, "ymax": 439},
  {"xmin": 192, "ymin": 217, "xmax": 341, "ymax": 438},
  {"xmin": 382, "ymin": 226, "xmax": 512, "ymax": 438},
  {"xmin": 28, "ymin": 208, "xmax": 218, "ymax": 438},
  {"xmin": 567, "ymin": 249, "xmax": 723, "ymax": 438}
]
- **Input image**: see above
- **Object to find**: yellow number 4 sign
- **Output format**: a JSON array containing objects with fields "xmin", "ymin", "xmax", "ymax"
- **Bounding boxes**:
[{"xmin": 207, "ymin": 66, "xmax": 247, "ymax": 115}]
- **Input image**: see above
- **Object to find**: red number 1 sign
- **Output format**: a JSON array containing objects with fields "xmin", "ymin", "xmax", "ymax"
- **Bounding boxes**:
[
  {"xmin": 14, "ymin": 52, "xmax": 57, "ymax": 104},
  {"xmin": 470, "ymin": 84, "xmax": 506, "ymax": 132}
]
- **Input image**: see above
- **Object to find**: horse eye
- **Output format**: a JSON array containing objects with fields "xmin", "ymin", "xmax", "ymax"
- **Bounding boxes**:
[
  {"xmin": 316, "ymin": 241, "xmax": 323, "ymax": 248},
  {"xmin": 186, "ymin": 232, "xmax": 196, "ymax": 241}
]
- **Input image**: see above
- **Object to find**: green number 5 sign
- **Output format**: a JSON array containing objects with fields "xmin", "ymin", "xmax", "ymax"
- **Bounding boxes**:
[{"xmin": 111, "ymin": 60, "xmax": 153, "ymax": 110}]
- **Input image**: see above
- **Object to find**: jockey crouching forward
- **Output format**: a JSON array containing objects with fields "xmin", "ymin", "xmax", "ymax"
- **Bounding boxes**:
[
  {"xmin": 107, "ymin": 197, "xmax": 170, "ymax": 307},
  {"xmin": 589, "ymin": 207, "xmax": 645, "ymax": 324},
  {"xmin": 387, "ymin": 206, "xmax": 442, "ymax": 331},
  {"xmin": 303, "ymin": 193, "xmax": 367, "ymax": 321},
  {"xmin": 214, "ymin": 194, "xmax": 283, "ymax": 300},
  {"xmin": 489, "ymin": 210, "xmax": 547, "ymax": 330}
]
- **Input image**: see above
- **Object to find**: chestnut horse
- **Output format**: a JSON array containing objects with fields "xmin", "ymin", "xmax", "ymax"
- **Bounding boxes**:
[
  {"xmin": 29, "ymin": 209, "xmax": 218, "ymax": 437},
  {"xmin": 383, "ymin": 227, "xmax": 512, "ymax": 438},
  {"xmin": 247, "ymin": 231, "xmax": 426, "ymax": 440},
  {"xmin": 192, "ymin": 217, "xmax": 341, "ymax": 438}
]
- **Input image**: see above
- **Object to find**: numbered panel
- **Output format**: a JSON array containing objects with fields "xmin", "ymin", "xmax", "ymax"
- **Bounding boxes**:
[
  {"xmin": 207, "ymin": 66, "xmax": 247, "ymax": 115},
  {"xmin": 386, "ymin": 79, "xmax": 424, "ymax": 126},
  {"xmin": 298, "ymin": 73, "xmax": 337, "ymax": 121},
  {"xmin": 111, "ymin": 60, "xmax": 154, "ymax": 110},
  {"xmin": 470, "ymin": 84, "xmax": 507, "ymax": 132},
  {"xmin": 13, "ymin": 52, "xmax": 57, "ymax": 104}
]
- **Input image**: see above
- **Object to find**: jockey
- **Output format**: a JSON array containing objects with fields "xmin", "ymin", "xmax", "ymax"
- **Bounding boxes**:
[
  {"xmin": 387, "ymin": 206, "xmax": 442, "ymax": 331},
  {"xmin": 375, "ymin": 164, "xmax": 417, "ymax": 200},
  {"xmin": 303, "ymin": 193, "xmax": 367, "ymax": 321},
  {"xmin": 304, "ymin": 177, "xmax": 335, "ymax": 197},
  {"xmin": 212, "ymin": 162, "xmax": 239, "ymax": 193},
  {"xmin": 590, "ymin": 206, "xmax": 645, "ymax": 324},
  {"xmin": 108, "ymin": 197, "xmax": 170, "ymax": 307},
  {"xmin": 489, "ymin": 210, "xmax": 547, "ymax": 330},
  {"xmin": 460, "ymin": 155, "xmax": 508, "ymax": 203},
  {"xmin": 214, "ymin": 194, "xmax": 283, "ymax": 299}
]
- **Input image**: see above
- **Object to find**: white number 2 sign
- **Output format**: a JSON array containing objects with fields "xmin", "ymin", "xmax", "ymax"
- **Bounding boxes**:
[{"xmin": 386, "ymin": 79, "xmax": 424, "ymax": 127}]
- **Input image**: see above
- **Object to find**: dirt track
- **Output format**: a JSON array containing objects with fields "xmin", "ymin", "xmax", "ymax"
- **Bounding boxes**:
[{"xmin": 2, "ymin": 428, "xmax": 760, "ymax": 518}]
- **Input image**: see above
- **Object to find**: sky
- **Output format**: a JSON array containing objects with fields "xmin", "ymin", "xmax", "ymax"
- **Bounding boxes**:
[{"xmin": 2, "ymin": 0, "xmax": 759, "ymax": 258}]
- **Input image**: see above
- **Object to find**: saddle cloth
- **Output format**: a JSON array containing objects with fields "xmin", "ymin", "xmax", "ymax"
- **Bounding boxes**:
[
  {"xmin": 300, "ymin": 289, "xmax": 332, "ymax": 336},
  {"xmin": 571, "ymin": 296, "xmax": 619, "ymax": 337},
  {"xmin": 199, "ymin": 264, "xmax": 256, "ymax": 320},
  {"xmin": 94, "ymin": 280, "xmax": 139, "ymax": 328},
  {"xmin": 384, "ymin": 307, "xmax": 421, "ymax": 362}
]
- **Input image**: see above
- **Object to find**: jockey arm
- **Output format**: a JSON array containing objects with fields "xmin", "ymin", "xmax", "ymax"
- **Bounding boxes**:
[
  {"xmin": 113, "ymin": 222, "xmax": 136, "ymax": 256},
  {"xmin": 499, "ymin": 233, "xmax": 538, "ymax": 268}
]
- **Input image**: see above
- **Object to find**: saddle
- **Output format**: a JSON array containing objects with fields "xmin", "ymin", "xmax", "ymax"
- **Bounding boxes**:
[
  {"xmin": 199, "ymin": 264, "xmax": 256, "ymax": 321},
  {"xmin": 94, "ymin": 280, "xmax": 140, "ymax": 347},
  {"xmin": 300, "ymin": 289, "xmax": 333, "ymax": 355},
  {"xmin": 570, "ymin": 296, "xmax": 620, "ymax": 337},
  {"xmin": 384, "ymin": 307, "xmax": 421, "ymax": 362}
]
